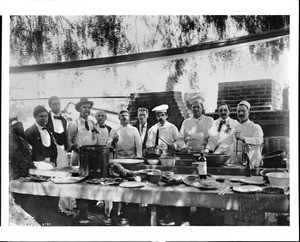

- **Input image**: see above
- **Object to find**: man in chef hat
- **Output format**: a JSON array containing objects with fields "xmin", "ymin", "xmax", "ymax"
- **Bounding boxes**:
[
  {"xmin": 146, "ymin": 104, "xmax": 179, "ymax": 157},
  {"xmin": 228, "ymin": 100, "xmax": 264, "ymax": 167}
]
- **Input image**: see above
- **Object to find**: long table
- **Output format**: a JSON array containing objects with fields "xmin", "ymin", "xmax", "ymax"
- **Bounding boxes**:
[{"xmin": 10, "ymin": 175, "xmax": 289, "ymax": 226}]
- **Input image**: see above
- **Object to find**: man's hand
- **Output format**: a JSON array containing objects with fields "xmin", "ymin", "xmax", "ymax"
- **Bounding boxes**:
[
  {"xmin": 167, "ymin": 143, "xmax": 176, "ymax": 150},
  {"xmin": 235, "ymin": 132, "xmax": 245, "ymax": 143},
  {"xmin": 204, "ymin": 148, "xmax": 211, "ymax": 154},
  {"xmin": 71, "ymin": 145, "xmax": 79, "ymax": 153}
]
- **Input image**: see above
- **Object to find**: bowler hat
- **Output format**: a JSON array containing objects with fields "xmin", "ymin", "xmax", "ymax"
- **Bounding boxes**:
[{"xmin": 75, "ymin": 97, "xmax": 94, "ymax": 111}]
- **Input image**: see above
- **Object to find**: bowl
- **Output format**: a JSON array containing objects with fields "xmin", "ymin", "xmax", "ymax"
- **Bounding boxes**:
[
  {"xmin": 160, "ymin": 158, "xmax": 176, "ymax": 166},
  {"xmin": 260, "ymin": 168, "xmax": 287, "ymax": 181},
  {"xmin": 147, "ymin": 159, "xmax": 160, "ymax": 165},
  {"xmin": 266, "ymin": 172, "xmax": 289, "ymax": 188},
  {"xmin": 138, "ymin": 169, "xmax": 161, "ymax": 180},
  {"xmin": 262, "ymin": 149, "xmax": 286, "ymax": 168},
  {"xmin": 193, "ymin": 154, "xmax": 230, "ymax": 167},
  {"xmin": 143, "ymin": 147, "xmax": 163, "ymax": 159},
  {"xmin": 147, "ymin": 172, "xmax": 161, "ymax": 183},
  {"xmin": 161, "ymin": 171, "xmax": 174, "ymax": 179}
]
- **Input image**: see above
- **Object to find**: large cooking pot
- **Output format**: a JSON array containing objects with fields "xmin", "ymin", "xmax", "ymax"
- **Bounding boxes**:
[
  {"xmin": 193, "ymin": 154, "xmax": 230, "ymax": 167},
  {"xmin": 79, "ymin": 145, "xmax": 110, "ymax": 178},
  {"xmin": 263, "ymin": 136, "xmax": 289, "ymax": 154},
  {"xmin": 262, "ymin": 149, "xmax": 286, "ymax": 168},
  {"xmin": 143, "ymin": 147, "xmax": 163, "ymax": 159}
]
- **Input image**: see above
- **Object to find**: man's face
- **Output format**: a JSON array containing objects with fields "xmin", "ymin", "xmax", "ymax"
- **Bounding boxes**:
[
  {"xmin": 79, "ymin": 104, "xmax": 91, "ymax": 119},
  {"xmin": 218, "ymin": 105, "xmax": 230, "ymax": 120},
  {"xmin": 96, "ymin": 111, "xmax": 107, "ymax": 126},
  {"xmin": 191, "ymin": 101, "xmax": 202, "ymax": 118},
  {"xmin": 156, "ymin": 112, "xmax": 167, "ymax": 124},
  {"xmin": 49, "ymin": 98, "xmax": 61, "ymax": 114},
  {"xmin": 35, "ymin": 111, "xmax": 48, "ymax": 126},
  {"xmin": 119, "ymin": 112, "xmax": 130, "ymax": 126},
  {"xmin": 237, "ymin": 105, "xmax": 249, "ymax": 123},
  {"xmin": 138, "ymin": 110, "xmax": 148, "ymax": 125}
]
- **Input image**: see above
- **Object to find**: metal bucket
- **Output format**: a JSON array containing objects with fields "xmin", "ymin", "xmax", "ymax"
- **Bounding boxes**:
[
  {"xmin": 79, "ymin": 145, "xmax": 110, "ymax": 178},
  {"xmin": 263, "ymin": 136, "xmax": 289, "ymax": 155}
]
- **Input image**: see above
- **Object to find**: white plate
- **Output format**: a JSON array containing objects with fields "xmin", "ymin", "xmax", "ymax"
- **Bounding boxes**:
[
  {"xmin": 230, "ymin": 177, "xmax": 242, "ymax": 182},
  {"xmin": 119, "ymin": 181, "xmax": 145, "ymax": 188},
  {"xmin": 232, "ymin": 185, "xmax": 263, "ymax": 193},
  {"xmin": 51, "ymin": 177, "xmax": 85, "ymax": 184},
  {"xmin": 240, "ymin": 177, "xmax": 265, "ymax": 185},
  {"xmin": 111, "ymin": 159, "xmax": 144, "ymax": 166}
]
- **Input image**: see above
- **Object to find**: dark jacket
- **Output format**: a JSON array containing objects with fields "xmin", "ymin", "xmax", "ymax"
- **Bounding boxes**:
[
  {"xmin": 25, "ymin": 124, "xmax": 57, "ymax": 165},
  {"xmin": 46, "ymin": 112, "xmax": 68, "ymax": 150},
  {"xmin": 133, "ymin": 122, "xmax": 150, "ymax": 151}
]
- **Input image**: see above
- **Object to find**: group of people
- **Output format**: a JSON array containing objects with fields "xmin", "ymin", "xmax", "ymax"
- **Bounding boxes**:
[
  {"xmin": 24, "ymin": 96, "xmax": 264, "ymax": 171},
  {"xmin": 21, "ymin": 95, "xmax": 264, "ymax": 224}
]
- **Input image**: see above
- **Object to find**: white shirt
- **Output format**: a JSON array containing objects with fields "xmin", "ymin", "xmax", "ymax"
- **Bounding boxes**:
[
  {"xmin": 95, "ymin": 123, "xmax": 110, "ymax": 146},
  {"xmin": 108, "ymin": 124, "xmax": 142, "ymax": 158},
  {"xmin": 227, "ymin": 119, "xmax": 264, "ymax": 167},
  {"xmin": 176, "ymin": 115, "xmax": 218, "ymax": 152},
  {"xmin": 50, "ymin": 111, "xmax": 65, "ymax": 134},
  {"xmin": 146, "ymin": 121, "xmax": 179, "ymax": 151},
  {"xmin": 36, "ymin": 123, "xmax": 51, "ymax": 147},
  {"xmin": 213, "ymin": 117, "xmax": 239, "ymax": 154}
]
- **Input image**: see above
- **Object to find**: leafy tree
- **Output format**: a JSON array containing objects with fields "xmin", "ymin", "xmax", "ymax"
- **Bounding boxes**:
[{"xmin": 10, "ymin": 15, "xmax": 290, "ymax": 92}]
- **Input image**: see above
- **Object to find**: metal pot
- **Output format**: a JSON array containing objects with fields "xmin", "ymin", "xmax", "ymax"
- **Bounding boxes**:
[
  {"xmin": 143, "ymin": 147, "xmax": 163, "ymax": 158},
  {"xmin": 79, "ymin": 145, "xmax": 110, "ymax": 178},
  {"xmin": 193, "ymin": 154, "xmax": 230, "ymax": 167},
  {"xmin": 263, "ymin": 136, "xmax": 289, "ymax": 154},
  {"xmin": 262, "ymin": 149, "xmax": 286, "ymax": 168}
]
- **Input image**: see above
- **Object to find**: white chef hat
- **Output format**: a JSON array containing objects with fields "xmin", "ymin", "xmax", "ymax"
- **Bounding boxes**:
[
  {"xmin": 152, "ymin": 104, "xmax": 169, "ymax": 113},
  {"xmin": 238, "ymin": 100, "xmax": 251, "ymax": 110}
]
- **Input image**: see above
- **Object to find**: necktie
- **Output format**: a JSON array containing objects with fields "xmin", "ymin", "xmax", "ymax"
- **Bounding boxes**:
[
  {"xmin": 155, "ymin": 128, "xmax": 159, "ymax": 146},
  {"xmin": 54, "ymin": 115, "xmax": 63, "ymax": 120},
  {"xmin": 85, "ymin": 120, "xmax": 89, "ymax": 131},
  {"xmin": 140, "ymin": 124, "xmax": 145, "ymax": 135},
  {"xmin": 99, "ymin": 125, "xmax": 106, "ymax": 129},
  {"xmin": 218, "ymin": 120, "xmax": 226, "ymax": 132}
]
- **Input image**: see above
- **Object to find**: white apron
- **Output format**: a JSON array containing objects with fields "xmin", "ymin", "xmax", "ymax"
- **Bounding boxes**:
[{"xmin": 70, "ymin": 119, "xmax": 97, "ymax": 166}]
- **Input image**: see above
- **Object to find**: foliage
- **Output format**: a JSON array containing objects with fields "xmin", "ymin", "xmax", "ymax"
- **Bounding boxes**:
[{"xmin": 10, "ymin": 15, "xmax": 290, "ymax": 91}]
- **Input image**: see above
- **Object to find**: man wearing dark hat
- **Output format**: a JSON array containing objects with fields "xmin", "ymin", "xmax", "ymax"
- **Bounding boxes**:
[
  {"xmin": 107, "ymin": 110, "xmax": 142, "ymax": 158},
  {"xmin": 67, "ymin": 97, "xmax": 97, "ymax": 165},
  {"xmin": 25, "ymin": 105, "xmax": 57, "ymax": 168},
  {"xmin": 227, "ymin": 100, "xmax": 264, "ymax": 167},
  {"xmin": 46, "ymin": 96, "xmax": 68, "ymax": 167}
]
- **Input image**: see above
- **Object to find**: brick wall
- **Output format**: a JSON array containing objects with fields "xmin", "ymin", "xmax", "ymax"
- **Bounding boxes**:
[{"xmin": 217, "ymin": 79, "xmax": 277, "ymax": 111}]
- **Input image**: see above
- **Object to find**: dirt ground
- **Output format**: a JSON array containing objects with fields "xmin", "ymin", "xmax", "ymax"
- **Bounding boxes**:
[{"xmin": 9, "ymin": 193, "xmax": 40, "ymax": 226}]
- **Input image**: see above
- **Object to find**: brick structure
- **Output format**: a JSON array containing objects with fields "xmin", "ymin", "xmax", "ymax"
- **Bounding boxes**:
[
  {"xmin": 127, "ymin": 91, "xmax": 188, "ymax": 130},
  {"xmin": 217, "ymin": 79, "xmax": 277, "ymax": 112},
  {"xmin": 127, "ymin": 79, "xmax": 289, "ymax": 151}
]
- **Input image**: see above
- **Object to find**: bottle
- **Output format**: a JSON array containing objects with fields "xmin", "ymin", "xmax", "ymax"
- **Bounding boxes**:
[
  {"xmin": 245, "ymin": 152, "xmax": 252, "ymax": 177},
  {"xmin": 198, "ymin": 153, "xmax": 207, "ymax": 179}
]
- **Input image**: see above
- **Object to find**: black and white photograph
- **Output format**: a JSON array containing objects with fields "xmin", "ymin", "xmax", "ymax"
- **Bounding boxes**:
[{"xmin": 1, "ymin": 0, "xmax": 299, "ymax": 241}]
